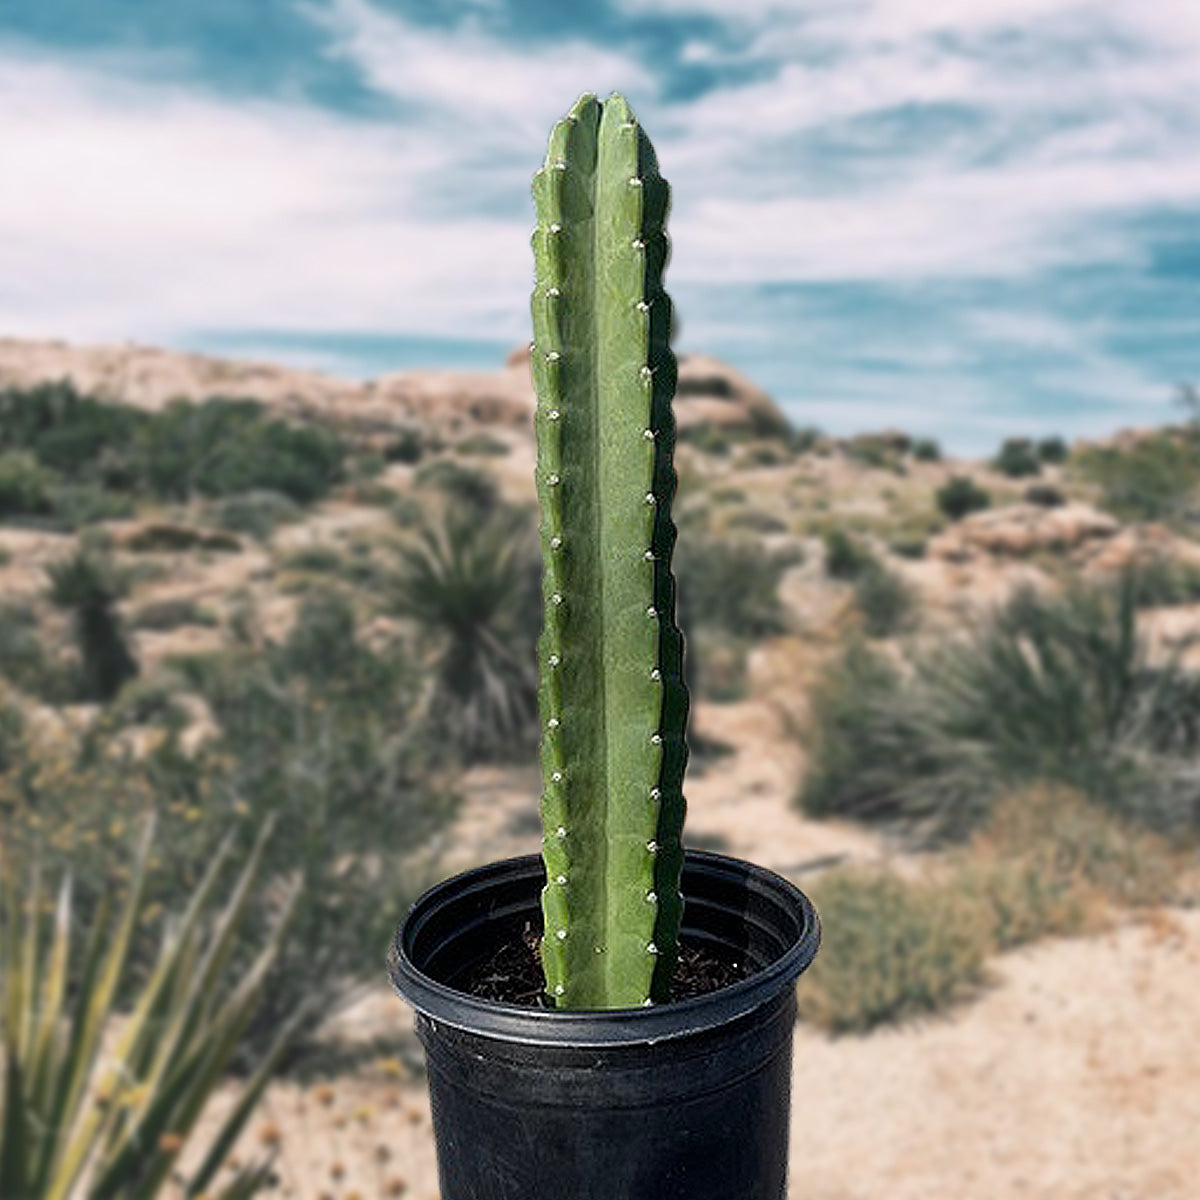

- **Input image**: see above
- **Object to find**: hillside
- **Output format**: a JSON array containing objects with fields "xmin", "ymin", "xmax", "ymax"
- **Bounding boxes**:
[{"xmin": 2, "ymin": 335, "xmax": 1199, "ymax": 1199}]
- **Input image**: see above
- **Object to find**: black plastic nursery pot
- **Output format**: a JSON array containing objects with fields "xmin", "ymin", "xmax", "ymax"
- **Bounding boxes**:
[{"xmin": 389, "ymin": 850, "xmax": 820, "ymax": 1200}]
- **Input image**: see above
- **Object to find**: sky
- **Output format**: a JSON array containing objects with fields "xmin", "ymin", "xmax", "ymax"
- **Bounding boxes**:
[{"xmin": 2, "ymin": 0, "xmax": 1199, "ymax": 453}]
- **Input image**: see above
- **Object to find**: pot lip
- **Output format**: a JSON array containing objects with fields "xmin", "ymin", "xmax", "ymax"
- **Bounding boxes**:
[{"xmin": 389, "ymin": 849, "xmax": 820, "ymax": 1048}]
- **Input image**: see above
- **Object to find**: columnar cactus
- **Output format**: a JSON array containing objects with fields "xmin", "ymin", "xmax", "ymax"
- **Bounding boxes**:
[{"xmin": 531, "ymin": 92, "xmax": 689, "ymax": 1009}]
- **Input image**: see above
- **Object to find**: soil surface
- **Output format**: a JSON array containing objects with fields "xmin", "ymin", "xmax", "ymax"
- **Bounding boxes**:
[{"xmin": 180, "ymin": 689, "xmax": 1200, "ymax": 1200}]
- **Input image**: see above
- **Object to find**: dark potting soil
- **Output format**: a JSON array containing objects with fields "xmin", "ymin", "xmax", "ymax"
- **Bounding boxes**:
[{"xmin": 459, "ymin": 923, "xmax": 753, "ymax": 1008}]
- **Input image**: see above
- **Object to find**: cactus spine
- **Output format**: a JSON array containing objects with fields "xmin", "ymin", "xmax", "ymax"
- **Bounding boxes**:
[{"xmin": 531, "ymin": 92, "xmax": 688, "ymax": 1009}]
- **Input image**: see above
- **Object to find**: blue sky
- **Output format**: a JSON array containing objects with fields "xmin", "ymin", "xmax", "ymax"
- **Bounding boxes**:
[{"xmin": 2, "ymin": 0, "xmax": 1199, "ymax": 452}]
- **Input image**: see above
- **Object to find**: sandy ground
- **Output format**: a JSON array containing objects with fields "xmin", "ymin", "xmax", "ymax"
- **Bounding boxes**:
[{"xmin": 179, "ymin": 686, "xmax": 1200, "ymax": 1200}]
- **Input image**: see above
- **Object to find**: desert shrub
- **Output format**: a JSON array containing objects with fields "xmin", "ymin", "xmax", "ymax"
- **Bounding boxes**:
[
  {"xmin": 109, "ymin": 590, "xmax": 452, "ymax": 1069},
  {"xmin": 1074, "ymin": 430, "xmax": 1200, "ymax": 523},
  {"xmin": 798, "ymin": 575, "xmax": 1200, "ymax": 841},
  {"xmin": 888, "ymin": 532, "xmax": 929, "ymax": 559},
  {"xmin": 0, "ymin": 451, "xmax": 56, "ymax": 520},
  {"xmin": 823, "ymin": 526, "xmax": 877, "ymax": 580},
  {"xmin": 46, "ymin": 549, "xmax": 139, "ymax": 701},
  {"xmin": 853, "ymin": 564, "xmax": 916, "ymax": 638},
  {"xmin": 414, "ymin": 457, "xmax": 500, "ymax": 515},
  {"xmin": 456, "ymin": 432, "xmax": 511, "ymax": 457},
  {"xmin": 1038, "ymin": 435, "xmax": 1069, "ymax": 463},
  {"xmin": 135, "ymin": 398, "xmax": 346, "ymax": 504},
  {"xmin": 991, "ymin": 438, "xmax": 1041, "ymax": 478},
  {"xmin": 129, "ymin": 597, "xmax": 220, "ymax": 632},
  {"xmin": 724, "ymin": 508, "xmax": 788, "ymax": 534},
  {"xmin": 935, "ymin": 475, "xmax": 991, "ymax": 521},
  {"xmin": 673, "ymin": 535, "xmax": 794, "ymax": 641},
  {"xmin": 960, "ymin": 785, "xmax": 1182, "ymax": 936},
  {"xmin": 124, "ymin": 523, "xmax": 241, "ymax": 553},
  {"xmin": 350, "ymin": 449, "xmax": 388, "ymax": 479},
  {"xmin": 0, "ymin": 602, "xmax": 44, "ymax": 683},
  {"xmin": 1024, "ymin": 483, "xmax": 1066, "ymax": 508},
  {"xmin": 0, "ymin": 380, "xmax": 146, "ymax": 484},
  {"xmin": 389, "ymin": 501, "xmax": 541, "ymax": 762},
  {"xmin": 1122, "ymin": 553, "xmax": 1200, "ymax": 607},
  {"xmin": 797, "ymin": 869, "xmax": 991, "ymax": 1033},
  {"xmin": 278, "ymin": 543, "xmax": 344, "ymax": 574},
  {"xmin": 384, "ymin": 426, "xmax": 428, "ymax": 464},
  {"xmin": 911, "ymin": 437, "xmax": 942, "ymax": 462},
  {"xmin": 213, "ymin": 489, "xmax": 303, "ymax": 541}
]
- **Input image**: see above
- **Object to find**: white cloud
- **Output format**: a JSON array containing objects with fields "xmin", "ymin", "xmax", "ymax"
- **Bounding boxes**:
[{"xmin": 0, "ymin": 0, "xmax": 1197, "ymax": 453}]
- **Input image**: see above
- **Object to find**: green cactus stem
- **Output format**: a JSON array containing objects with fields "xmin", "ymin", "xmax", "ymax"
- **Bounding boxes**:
[{"xmin": 531, "ymin": 92, "xmax": 688, "ymax": 1009}]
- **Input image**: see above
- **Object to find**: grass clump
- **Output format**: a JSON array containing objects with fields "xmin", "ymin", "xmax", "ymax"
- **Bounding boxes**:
[
  {"xmin": 935, "ymin": 475, "xmax": 991, "ymax": 521},
  {"xmin": 956, "ymin": 784, "xmax": 1183, "ymax": 951},
  {"xmin": 853, "ymin": 564, "xmax": 917, "ymax": 638},
  {"xmin": 798, "ymin": 782, "xmax": 1186, "ymax": 1034},
  {"xmin": 798, "ymin": 574, "xmax": 1200, "ymax": 841},
  {"xmin": 823, "ymin": 527, "xmax": 877, "ymax": 580},
  {"xmin": 797, "ymin": 869, "xmax": 990, "ymax": 1033}
]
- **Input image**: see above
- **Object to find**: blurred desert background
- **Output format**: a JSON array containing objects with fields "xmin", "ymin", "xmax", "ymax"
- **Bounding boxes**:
[{"xmin": 1, "ymin": 335, "xmax": 1198, "ymax": 1198}]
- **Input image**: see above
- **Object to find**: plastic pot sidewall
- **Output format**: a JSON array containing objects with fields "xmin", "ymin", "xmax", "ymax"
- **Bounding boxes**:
[{"xmin": 389, "ymin": 850, "xmax": 820, "ymax": 1200}]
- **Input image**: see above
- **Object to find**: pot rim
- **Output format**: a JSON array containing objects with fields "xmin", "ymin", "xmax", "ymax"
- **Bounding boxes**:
[{"xmin": 389, "ymin": 849, "xmax": 820, "ymax": 1047}]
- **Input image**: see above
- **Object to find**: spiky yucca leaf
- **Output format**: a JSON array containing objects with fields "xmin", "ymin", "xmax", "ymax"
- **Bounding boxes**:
[{"xmin": 0, "ymin": 813, "xmax": 305, "ymax": 1200}]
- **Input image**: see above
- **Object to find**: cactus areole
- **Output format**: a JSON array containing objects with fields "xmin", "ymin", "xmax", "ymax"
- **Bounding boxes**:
[{"xmin": 531, "ymin": 92, "xmax": 689, "ymax": 1009}]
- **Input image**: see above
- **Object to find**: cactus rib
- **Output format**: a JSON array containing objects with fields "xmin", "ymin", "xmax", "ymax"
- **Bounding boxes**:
[{"xmin": 532, "ymin": 92, "xmax": 688, "ymax": 1009}]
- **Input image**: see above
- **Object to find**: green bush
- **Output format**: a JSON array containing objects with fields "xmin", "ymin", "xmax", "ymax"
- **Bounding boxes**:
[
  {"xmin": 213, "ymin": 489, "xmax": 303, "ymax": 541},
  {"xmin": 1073, "ymin": 430, "xmax": 1200, "ymax": 523},
  {"xmin": 384, "ymin": 426, "xmax": 427, "ymax": 464},
  {"xmin": 1037, "ymin": 435, "xmax": 1069, "ymax": 464},
  {"xmin": 0, "ymin": 380, "xmax": 146, "ymax": 485},
  {"xmin": 1123, "ymin": 553, "xmax": 1200, "ymax": 607},
  {"xmin": 1024, "ymin": 483, "xmax": 1066, "ymax": 508},
  {"xmin": 46, "ymin": 548, "xmax": 139, "ymax": 702},
  {"xmin": 823, "ymin": 526, "xmax": 877, "ymax": 580},
  {"xmin": 991, "ymin": 438, "xmax": 1041, "ymax": 478},
  {"xmin": 798, "ymin": 575, "xmax": 1200, "ymax": 840},
  {"xmin": 13, "ymin": 589, "xmax": 460, "ymax": 1071},
  {"xmin": 797, "ymin": 869, "xmax": 990, "ymax": 1033},
  {"xmin": 935, "ymin": 475, "xmax": 991, "ymax": 521},
  {"xmin": 853, "ymin": 564, "xmax": 916, "ymax": 638},
  {"xmin": 0, "ymin": 451, "xmax": 56, "ymax": 520},
  {"xmin": 911, "ymin": 438, "xmax": 942, "ymax": 462},
  {"xmin": 135, "ymin": 398, "xmax": 346, "ymax": 503}
]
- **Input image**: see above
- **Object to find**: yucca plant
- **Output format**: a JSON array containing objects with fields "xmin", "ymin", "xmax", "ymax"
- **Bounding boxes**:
[
  {"xmin": 530, "ymin": 92, "xmax": 689, "ymax": 1008},
  {"xmin": 0, "ymin": 813, "xmax": 308, "ymax": 1200},
  {"xmin": 390, "ymin": 500, "xmax": 541, "ymax": 762}
]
